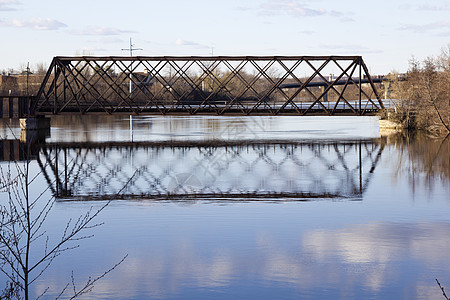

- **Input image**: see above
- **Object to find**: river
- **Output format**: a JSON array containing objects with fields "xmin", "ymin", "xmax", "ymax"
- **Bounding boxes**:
[{"xmin": 1, "ymin": 115, "xmax": 449, "ymax": 299}]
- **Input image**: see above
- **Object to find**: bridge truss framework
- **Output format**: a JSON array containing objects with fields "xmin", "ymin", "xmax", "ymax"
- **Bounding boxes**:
[{"xmin": 32, "ymin": 56, "xmax": 383, "ymax": 116}]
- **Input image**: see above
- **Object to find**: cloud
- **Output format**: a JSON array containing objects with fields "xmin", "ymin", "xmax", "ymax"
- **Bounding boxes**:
[
  {"xmin": 175, "ymin": 39, "xmax": 210, "ymax": 49},
  {"xmin": 0, "ymin": 0, "xmax": 20, "ymax": 11},
  {"xmin": 418, "ymin": 4, "xmax": 450, "ymax": 11},
  {"xmin": 258, "ymin": 0, "xmax": 349, "ymax": 19},
  {"xmin": 260, "ymin": 0, "xmax": 326, "ymax": 17},
  {"xmin": 398, "ymin": 4, "xmax": 411, "ymax": 10},
  {"xmin": 71, "ymin": 26, "xmax": 136, "ymax": 36},
  {"xmin": 339, "ymin": 16, "xmax": 355, "ymax": 23},
  {"xmin": 319, "ymin": 44, "xmax": 383, "ymax": 54},
  {"xmin": 89, "ymin": 37, "xmax": 125, "ymax": 44},
  {"xmin": 80, "ymin": 46, "xmax": 108, "ymax": 53},
  {"xmin": 235, "ymin": 5, "xmax": 252, "ymax": 11},
  {"xmin": 4, "ymin": 17, "xmax": 67, "ymax": 30},
  {"xmin": 298, "ymin": 30, "xmax": 315, "ymax": 35},
  {"xmin": 399, "ymin": 3, "xmax": 450, "ymax": 11},
  {"xmin": 437, "ymin": 31, "xmax": 450, "ymax": 37},
  {"xmin": 399, "ymin": 19, "xmax": 450, "ymax": 33}
]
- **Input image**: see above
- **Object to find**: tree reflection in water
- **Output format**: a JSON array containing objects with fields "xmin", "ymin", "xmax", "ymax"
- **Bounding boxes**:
[{"xmin": 389, "ymin": 133, "xmax": 450, "ymax": 193}]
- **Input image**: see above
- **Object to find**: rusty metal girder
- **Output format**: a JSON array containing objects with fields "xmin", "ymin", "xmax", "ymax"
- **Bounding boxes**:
[{"xmin": 32, "ymin": 56, "xmax": 383, "ymax": 116}]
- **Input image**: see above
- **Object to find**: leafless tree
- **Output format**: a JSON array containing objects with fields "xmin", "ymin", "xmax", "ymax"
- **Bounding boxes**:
[
  {"xmin": 387, "ymin": 46, "xmax": 450, "ymax": 134},
  {"xmin": 34, "ymin": 63, "xmax": 48, "ymax": 76},
  {"xmin": 0, "ymin": 138, "xmax": 127, "ymax": 299}
]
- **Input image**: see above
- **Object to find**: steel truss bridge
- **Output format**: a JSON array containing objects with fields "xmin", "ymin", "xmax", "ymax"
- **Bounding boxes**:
[
  {"xmin": 31, "ymin": 56, "xmax": 384, "ymax": 116},
  {"xmin": 34, "ymin": 140, "xmax": 385, "ymax": 200}
]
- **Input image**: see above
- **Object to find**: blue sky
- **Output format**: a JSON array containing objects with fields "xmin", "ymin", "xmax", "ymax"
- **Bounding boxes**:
[{"xmin": 0, "ymin": 0, "xmax": 449, "ymax": 74}]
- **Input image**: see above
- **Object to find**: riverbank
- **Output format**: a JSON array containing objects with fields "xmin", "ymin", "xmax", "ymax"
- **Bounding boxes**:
[
  {"xmin": 378, "ymin": 107, "xmax": 450, "ymax": 136},
  {"xmin": 378, "ymin": 118, "xmax": 405, "ymax": 136}
]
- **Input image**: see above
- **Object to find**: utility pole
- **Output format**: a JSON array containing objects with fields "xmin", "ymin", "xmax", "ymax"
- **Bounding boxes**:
[
  {"xmin": 122, "ymin": 38, "xmax": 142, "ymax": 95},
  {"xmin": 26, "ymin": 63, "xmax": 30, "ymax": 116}
]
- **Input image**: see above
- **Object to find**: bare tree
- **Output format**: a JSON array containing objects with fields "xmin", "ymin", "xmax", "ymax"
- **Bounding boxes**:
[
  {"xmin": 420, "ymin": 56, "xmax": 450, "ymax": 132},
  {"xmin": 387, "ymin": 46, "xmax": 450, "ymax": 134},
  {"xmin": 0, "ymin": 139, "xmax": 126, "ymax": 299},
  {"xmin": 34, "ymin": 63, "xmax": 48, "ymax": 76}
]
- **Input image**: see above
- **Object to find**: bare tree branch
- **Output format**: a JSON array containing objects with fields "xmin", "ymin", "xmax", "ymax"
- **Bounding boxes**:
[{"xmin": 436, "ymin": 278, "xmax": 450, "ymax": 300}]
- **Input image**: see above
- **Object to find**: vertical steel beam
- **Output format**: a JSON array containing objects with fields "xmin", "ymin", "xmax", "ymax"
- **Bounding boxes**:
[
  {"xmin": 359, "ymin": 58, "xmax": 362, "ymax": 114},
  {"xmin": 53, "ymin": 63, "xmax": 58, "ymax": 114}
]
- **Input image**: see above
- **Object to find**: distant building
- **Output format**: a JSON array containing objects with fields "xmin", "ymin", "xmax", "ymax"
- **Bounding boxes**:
[
  {"xmin": 0, "ymin": 74, "xmax": 45, "ymax": 96},
  {"xmin": 0, "ymin": 75, "xmax": 18, "ymax": 95}
]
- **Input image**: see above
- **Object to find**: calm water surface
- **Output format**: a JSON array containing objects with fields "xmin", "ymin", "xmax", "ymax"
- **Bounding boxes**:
[{"xmin": 1, "ymin": 115, "xmax": 449, "ymax": 299}]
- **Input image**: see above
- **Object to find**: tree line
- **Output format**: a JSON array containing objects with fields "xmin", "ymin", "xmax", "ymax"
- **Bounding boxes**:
[{"xmin": 385, "ymin": 45, "xmax": 450, "ymax": 135}]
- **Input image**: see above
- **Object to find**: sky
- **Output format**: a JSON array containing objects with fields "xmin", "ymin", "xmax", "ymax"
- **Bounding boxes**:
[{"xmin": 0, "ymin": 0, "xmax": 449, "ymax": 75}]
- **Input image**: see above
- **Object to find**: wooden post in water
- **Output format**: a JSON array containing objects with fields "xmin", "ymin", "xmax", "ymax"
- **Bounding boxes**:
[
  {"xmin": 359, "ymin": 141, "xmax": 362, "ymax": 194},
  {"xmin": 130, "ymin": 115, "xmax": 133, "ymax": 142}
]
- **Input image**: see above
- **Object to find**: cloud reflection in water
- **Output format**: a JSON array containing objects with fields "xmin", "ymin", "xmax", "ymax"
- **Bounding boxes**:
[{"xmin": 50, "ymin": 221, "xmax": 450, "ymax": 299}]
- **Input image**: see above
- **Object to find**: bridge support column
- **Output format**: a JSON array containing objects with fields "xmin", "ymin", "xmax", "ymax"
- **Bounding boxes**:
[
  {"xmin": 320, "ymin": 86, "xmax": 328, "ymax": 102},
  {"xmin": 19, "ymin": 117, "xmax": 50, "ymax": 143}
]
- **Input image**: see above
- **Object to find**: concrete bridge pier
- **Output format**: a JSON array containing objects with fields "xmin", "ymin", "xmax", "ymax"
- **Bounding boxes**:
[{"xmin": 319, "ymin": 86, "xmax": 329, "ymax": 102}]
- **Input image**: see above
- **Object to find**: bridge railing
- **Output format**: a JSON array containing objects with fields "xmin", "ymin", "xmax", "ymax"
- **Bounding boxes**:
[{"xmin": 31, "ymin": 56, "xmax": 383, "ymax": 116}]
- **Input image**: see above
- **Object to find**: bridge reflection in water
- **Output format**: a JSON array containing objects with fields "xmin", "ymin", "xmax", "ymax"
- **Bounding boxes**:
[{"xmin": 35, "ymin": 140, "xmax": 385, "ymax": 201}]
